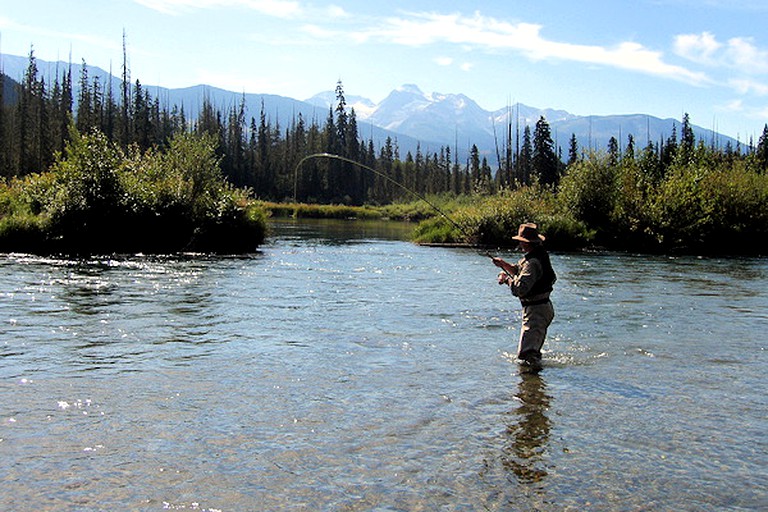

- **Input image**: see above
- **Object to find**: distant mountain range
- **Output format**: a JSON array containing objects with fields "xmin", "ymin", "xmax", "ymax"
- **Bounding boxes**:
[{"xmin": 2, "ymin": 53, "xmax": 738, "ymax": 162}]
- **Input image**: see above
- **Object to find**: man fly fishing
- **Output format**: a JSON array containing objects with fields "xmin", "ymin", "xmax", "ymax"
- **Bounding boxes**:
[{"xmin": 492, "ymin": 223, "xmax": 556, "ymax": 372}]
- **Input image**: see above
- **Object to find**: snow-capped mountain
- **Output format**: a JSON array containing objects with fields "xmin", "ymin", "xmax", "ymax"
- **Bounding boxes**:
[{"xmin": 305, "ymin": 83, "xmax": 735, "ymax": 159}]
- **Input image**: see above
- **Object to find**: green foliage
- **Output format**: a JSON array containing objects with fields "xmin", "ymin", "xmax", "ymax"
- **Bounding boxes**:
[
  {"xmin": 557, "ymin": 152, "xmax": 618, "ymax": 236},
  {"xmin": 652, "ymin": 160, "xmax": 768, "ymax": 253},
  {"xmin": 534, "ymin": 214, "xmax": 595, "ymax": 251},
  {"xmin": 3, "ymin": 51, "xmax": 768, "ymax": 256},
  {"xmin": 550, "ymin": 145, "xmax": 768, "ymax": 254},
  {"xmin": 378, "ymin": 196, "xmax": 454, "ymax": 222},
  {"xmin": 0, "ymin": 211, "xmax": 49, "ymax": 252},
  {"xmin": 0, "ymin": 129, "xmax": 266, "ymax": 254},
  {"xmin": 258, "ymin": 201, "xmax": 383, "ymax": 220},
  {"xmin": 46, "ymin": 129, "xmax": 127, "ymax": 246},
  {"xmin": 0, "ymin": 178, "xmax": 51, "ymax": 252},
  {"xmin": 412, "ymin": 216, "xmax": 460, "ymax": 244},
  {"xmin": 412, "ymin": 186, "xmax": 592, "ymax": 249}
]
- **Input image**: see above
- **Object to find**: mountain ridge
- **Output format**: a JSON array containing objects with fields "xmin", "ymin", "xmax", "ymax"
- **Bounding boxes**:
[
  {"xmin": 2, "ymin": 53, "xmax": 739, "ymax": 162},
  {"xmin": 306, "ymin": 83, "xmax": 736, "ymax": 157}
]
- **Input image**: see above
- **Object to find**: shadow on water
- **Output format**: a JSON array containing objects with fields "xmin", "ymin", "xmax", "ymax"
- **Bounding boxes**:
[{"xmin": 501, "ymin": 370, "xmax": 552, "ymax": 485}]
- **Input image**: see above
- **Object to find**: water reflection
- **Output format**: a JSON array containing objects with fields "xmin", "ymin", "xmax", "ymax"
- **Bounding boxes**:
[
  {"xmin": 501, "ymin": 371, "xmax": 552, "ymax": 485},
  {"xmin": 269, "ymin": 218, "xmax": 414, "ymax": 246}
]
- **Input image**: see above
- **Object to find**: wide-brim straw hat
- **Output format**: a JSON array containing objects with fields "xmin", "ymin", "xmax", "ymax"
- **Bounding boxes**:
[{"xmin": 511, "ymin": 223, "xmax": 545, "ymax": 244}]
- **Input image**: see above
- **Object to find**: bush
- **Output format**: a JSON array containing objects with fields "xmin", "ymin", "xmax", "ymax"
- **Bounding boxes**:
[
  {"xmin": 652, "ymin": 161, "xmax": 768, "ymax": 254},
  {"xmin": 412, "ymin": 187, "xmax": 592, "ymax": 250},
  {"xmin": 0, "ymin": 130, "xmax": 267, "ymax": 254},
  {"xmin": 557, "ymin": 152, "xmax": 618, "ymax": 237},
  {"xmin": 0, "ymin": 212, "xmax": 49, "ymax": 253}
]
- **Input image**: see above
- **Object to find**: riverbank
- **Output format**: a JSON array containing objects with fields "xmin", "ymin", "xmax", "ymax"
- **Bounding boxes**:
[{"xmin": 0, "ymin": 131, "xmax": 267, "ymax": 255}]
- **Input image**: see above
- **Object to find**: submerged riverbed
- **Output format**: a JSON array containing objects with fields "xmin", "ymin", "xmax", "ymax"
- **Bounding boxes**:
[{"xmin": 2, "ymin": 218, "xmax": 767, "ymax": 511}]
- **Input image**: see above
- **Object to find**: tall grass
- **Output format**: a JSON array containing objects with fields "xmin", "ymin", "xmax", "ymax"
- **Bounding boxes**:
[{"xmin": 258, "ymin": 201, "xmax": 383, "ymax": 220}]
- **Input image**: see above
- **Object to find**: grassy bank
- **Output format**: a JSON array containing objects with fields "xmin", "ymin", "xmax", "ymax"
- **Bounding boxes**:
[
  {"xmin": 0, "ymin": 130, "xmax": 267, "ymax": 255},
  {"xmin": 257, "ymin": 196, "xmax": 453, "ymax": 223},
  {"xmin": 257, "ymin": 201, "xmax": 383, "ymax": 220}
]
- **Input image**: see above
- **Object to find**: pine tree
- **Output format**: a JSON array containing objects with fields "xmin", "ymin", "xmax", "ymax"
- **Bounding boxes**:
[
  {"xmin": 660, "ymin": 123, "xmax": 677, "ymax": 175},
  {"xmin": 607, "ymin": 136, "xmax": 619, "ymax": 166},
  {"xmin": 755, "ymin": 124, "xmax": 768, "ymax": 172},
  {"xmin": 120, "ymin": 29, "xmax": 131, "ymax": 147},
  {"xmin": 223, "ymin": 96, "xmax": 247, "ymax": 186},
  {"xmin": 469, "ymin": 144, "xmax": 481, "ymax": 190},
  {"xmin": 480, "ymin": 156, "xmax": 493, "ymax": 194},
  {"xmin": 0, "ymin": 71, "xmax": 6, "ymax": 177},
  {"xmin": 678, "ymin": 112, "xmax": 695, "ymax": 165},
  {"xmin": 256, "ymin": 100, "xmax": 273, "ymax": 198},
  {"xmin": 532, "ymin": 116, "xmax": 559, "ymax": 185},
  {"xmin": 518, "ymin": 125, "xmax": 533, "ymax": 185},
  {"xmin": 624, "ymin": 134, "xmax": 635, "ymax": 162},
  {"xmin": 18, "ymin": 48, "xmax": 46, "ymax": 175},
  {"xmin": 132, "ymin": 80, "xmax": 152, "ymax": 149},
  {"xmin": 103, "ymin": 67, "xmax": 117, "ymax": 141},
  {"xmin": 49, "ymin": 64, "xmax": 73, "ymax": 157},
  {"xmin": 567, "ymin": 133, "xmax": 579, "ymax": 167}
]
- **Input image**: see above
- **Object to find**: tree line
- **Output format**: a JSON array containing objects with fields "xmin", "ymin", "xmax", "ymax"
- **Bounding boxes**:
[{"xmin": 3, "ymin": 48, "xmax": 768, "ymax": 212}]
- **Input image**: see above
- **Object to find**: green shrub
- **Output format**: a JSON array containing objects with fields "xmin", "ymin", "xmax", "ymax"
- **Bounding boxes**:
[
  {"xmin": 411, "ymin": 187, "xmax": 591, "ymax": 250},
  {"xmin": 0, "ymin": 212, "xmax": 49, "ymax": 252},
  {"xmin": 652, "ymin": 161, "xmax": 768, "ymax": 253},
  {"xmin": 0, "ymin": 130, "xmax": 267, "ymax": 254},
  {"xmin": 557, "ymin": 153, "xmax": 618, "ymax": 235}
]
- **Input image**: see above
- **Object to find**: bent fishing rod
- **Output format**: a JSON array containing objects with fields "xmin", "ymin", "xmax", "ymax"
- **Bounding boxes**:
[{"xmin": 293, "ymin": 152, "xmax": 514, "ymax": 278}]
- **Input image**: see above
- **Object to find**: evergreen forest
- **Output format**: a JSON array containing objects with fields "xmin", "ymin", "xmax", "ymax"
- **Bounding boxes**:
[{"xmin": 2, "ymin": 49, "xmax": 768, "ymax": 255}]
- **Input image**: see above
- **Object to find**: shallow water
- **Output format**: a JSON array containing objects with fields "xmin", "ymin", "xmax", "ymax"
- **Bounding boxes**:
[{"xmin": 1, "ymin": 218, "xmax": 767, "ymax": 511}]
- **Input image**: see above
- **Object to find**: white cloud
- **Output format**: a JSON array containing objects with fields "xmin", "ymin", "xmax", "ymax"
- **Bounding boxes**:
[
  {"xmin": 460, "ymin": 62, "xmax": 473, "ymax": 72},
  {"xmin": 324, "ymin": 5, "xmax": 349, "ymax": 19},
  {"xmin": 343, "ymin": 11, "xmax": 710, "ymax": 85},
  {"xmin": 674, "ymin": 32, "xmax": 721, "ymax": 64},
  {"xmin": 675, "ymin": 32, "xmax": 768, "ymax": 74},
  {"xmin": 725, "ymin": 37, "xmax": 768, "ymax": 74},
  {"xmin": 717, "ymin": 99, "xmax": 768, "ymax": 126},
  {"xmin": 434, "ymin": 56, "xmax": 453, "ymax": 66},
  {"xmin": 730, "ymin": 78, "xmax": 768, "ymax": 96}
]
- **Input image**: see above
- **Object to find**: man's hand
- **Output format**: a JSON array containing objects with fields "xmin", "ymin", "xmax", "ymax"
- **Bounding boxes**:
[{"xmin": 492, "ymin": 257, "xmax": 518, "ymax": 276}]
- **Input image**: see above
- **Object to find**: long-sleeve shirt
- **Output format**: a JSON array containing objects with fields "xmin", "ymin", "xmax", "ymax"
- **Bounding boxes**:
[{"xmin": 509, "ymin": 254, "xmax": 551, "ymax": 304}]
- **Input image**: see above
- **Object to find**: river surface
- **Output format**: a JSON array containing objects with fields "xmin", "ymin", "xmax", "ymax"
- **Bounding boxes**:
[{"xmin": 1, "ymin": 218, "xmax": 767, "ymax": 511}]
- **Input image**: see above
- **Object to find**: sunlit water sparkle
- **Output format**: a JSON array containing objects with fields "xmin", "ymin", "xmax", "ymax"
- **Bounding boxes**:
[{"xmin": 1, "ymin": 219, "xmax": 767, "ymax": 511}]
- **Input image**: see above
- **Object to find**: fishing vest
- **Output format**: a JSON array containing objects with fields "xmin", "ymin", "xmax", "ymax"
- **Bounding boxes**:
[{"xmin": 522, "ymin": 247, "xmax": 556, "ymax": 299}]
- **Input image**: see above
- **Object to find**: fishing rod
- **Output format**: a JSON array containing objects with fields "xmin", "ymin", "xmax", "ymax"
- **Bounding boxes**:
[{"xmin": 293, "ymin": 152, "xmax": 515, "ymax": 278}]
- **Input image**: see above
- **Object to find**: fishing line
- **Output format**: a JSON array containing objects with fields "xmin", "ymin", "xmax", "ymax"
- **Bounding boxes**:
[
  {"xmin": 293, "ymin": 152, "xmax": 474, "ymax": 241},
  {"xmin": 293, "ymin": 152, "xmax": 513, "ymax": 276}
]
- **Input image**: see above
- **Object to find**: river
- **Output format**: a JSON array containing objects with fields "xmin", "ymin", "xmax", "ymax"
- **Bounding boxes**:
[{"xmin": 1, "ymin": 218, "xmax": 766, "ymax": 511}]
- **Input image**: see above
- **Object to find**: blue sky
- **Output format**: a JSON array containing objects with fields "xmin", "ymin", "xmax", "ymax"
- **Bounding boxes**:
[{"xmin": 1, "ymin": 0, "xmax": 767, "ymax": 140}]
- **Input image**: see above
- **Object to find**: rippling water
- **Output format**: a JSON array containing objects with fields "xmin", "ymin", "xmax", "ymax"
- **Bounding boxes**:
[{"xmin": 1, "ymin": 219, "xmax": 767, "ymax": 511}]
